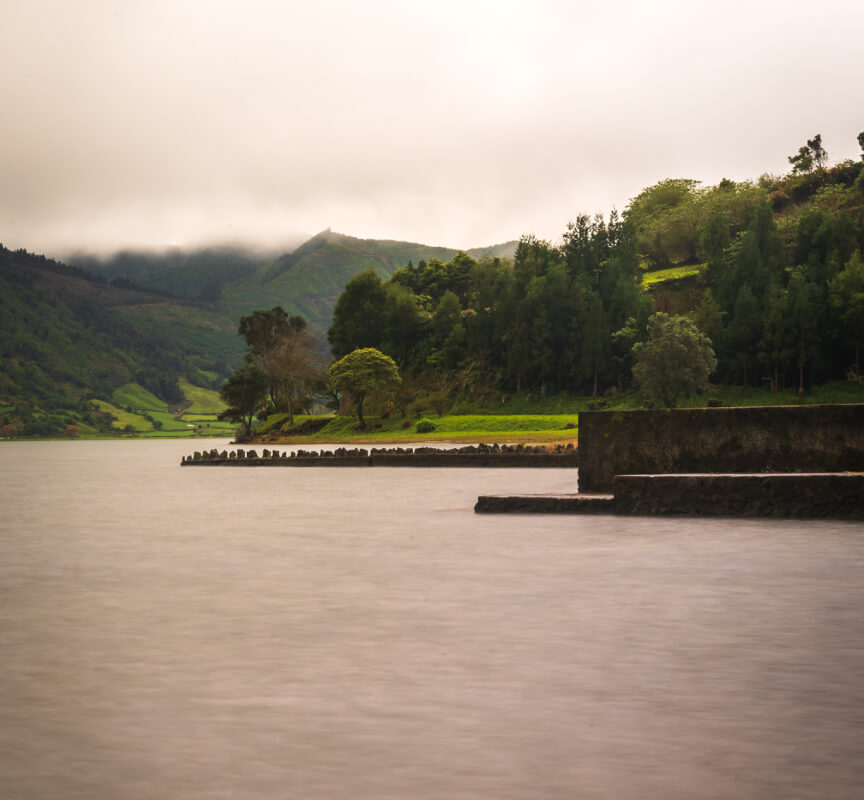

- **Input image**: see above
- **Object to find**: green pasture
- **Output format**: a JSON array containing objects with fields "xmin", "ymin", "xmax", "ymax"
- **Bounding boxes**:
[
  {"xmin": 261, "ymin": 412, "xmax": 579, "ymax": 444},
  {"xmin": 179, "ymin": 378, "xmax": 225, "ymax": 414},
  {"xmin": 93, "ymin": 400, "xmax": 154, "ymax": 431},
  {"xmin": 187, "ymin": 417, "xmax": 236, "ymax": 433},
  {"xmin": 111, "ymin": 382, "xmax": 168, "ymax": 411},
  {"xmin": 641, "ymin": 263, "xmax": 706, "ymax": 288},
  {"xmin": 149, "ymin": 410, "xmax": 191, "ymax": 431}
]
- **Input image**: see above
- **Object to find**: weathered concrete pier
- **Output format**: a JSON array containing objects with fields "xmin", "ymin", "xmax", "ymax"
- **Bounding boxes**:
[
  {"xmin": 476, "ymin": 405, "xmax": 864, "ymax": 519},
  {"xmin": 476, "ymin": 472, "xmax": 864, "ymax": 519},
  {"xmin": 181, "ymin": 443, "xmax": 579, "ymax": 468}
]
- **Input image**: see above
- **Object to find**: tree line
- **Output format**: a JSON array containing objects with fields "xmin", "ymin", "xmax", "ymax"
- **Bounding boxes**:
[
  {"xmin": 221, "ymin": 131, "xmax": 864, "ymax": 425},
  {"xmin": 323, "ymin": 131, "xmax": 864, "ymax": 406}
]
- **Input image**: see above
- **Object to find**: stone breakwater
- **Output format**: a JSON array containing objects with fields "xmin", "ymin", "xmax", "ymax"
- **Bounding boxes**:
[{"xmin": 181, "ymin": 443, "xmax": 578, "ymax": 468}]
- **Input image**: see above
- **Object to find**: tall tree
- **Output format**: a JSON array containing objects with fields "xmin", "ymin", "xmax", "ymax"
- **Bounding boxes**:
[
  {"xmin": 807, "ymin": 134, "xmax": 828, "ymax": 170},
  {"xmin": 786, "ymin": 268, "xmax": 819, "ymax": 395},
  {"xmin": 788, "ymin": 146, "xmax": 814, "ymax": 175},
  {"xmin": 829, "ymin": 250, "xmax": 864, "ymax": 373},
  {"xmin": 428, "ymin": 290, "xmax": 465, "ymax": 371},
  {"xmin": 218, "ymin": 365, "xmax": 268, "ymax": 439},
  {"xmin": 725, "ymin": 285, "xmax": 760, "ymax": 386},
  {"xmin": 788, "ymin": 134, "xmax": 828, "ymax": 174},
  {"xmin": 581, "ymin": 291, "xmax": 610, "ymax": 396},
  {"xmin": 327, "ymin": 268, "xmax": 387, "ymax": 358},
  {"xmin": 239, "ymin": 307, "xmax": 302, "ymax": 362},
  {"xmin": 759, "ymin": 282, "xmax": 789, "ymax": 393},
  {"xmin": 262, "ymin": 327, "xmax": 323, "ymax": 425},
  {"xmin": 238, "ymin": 307, "xmax": 309, "ymax": 407}
]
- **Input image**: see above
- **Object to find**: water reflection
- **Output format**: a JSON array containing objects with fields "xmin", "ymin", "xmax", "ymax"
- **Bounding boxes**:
[{"xmin": 2, "ymin": 440, "xmax": 863, "ymax": 798}]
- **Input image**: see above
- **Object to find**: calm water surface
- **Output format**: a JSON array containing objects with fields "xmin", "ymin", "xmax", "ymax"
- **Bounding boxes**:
[{"xmin": 2, "ymin": 439, "xmax": 863, "ymax": 799}]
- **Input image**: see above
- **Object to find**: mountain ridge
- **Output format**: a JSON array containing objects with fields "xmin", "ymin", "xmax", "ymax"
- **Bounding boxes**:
[{"xmin": 1, "ymin": 232, "xmax": 518, "ymax": 432}]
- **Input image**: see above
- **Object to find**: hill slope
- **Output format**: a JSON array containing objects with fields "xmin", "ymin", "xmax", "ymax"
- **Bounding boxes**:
[
  {"xmin": 0, "ymin": 246, "xmax": 234, "ymax": 434},
  {"xmin": 71, "ymin": 230, "xmax": 518, "ymax": 342},
  {"xmin": 2, "ymin": 233, "xmax": 517, "ymax": 433}
]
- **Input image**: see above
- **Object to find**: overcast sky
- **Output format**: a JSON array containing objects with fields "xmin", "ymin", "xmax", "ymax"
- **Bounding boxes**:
[{"xmin": 1, "ymin": 0, "xmax": 862, "ymax": 255}]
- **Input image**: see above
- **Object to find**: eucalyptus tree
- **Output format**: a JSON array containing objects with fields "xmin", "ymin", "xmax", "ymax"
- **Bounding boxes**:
[{"xmin": 238, "ymin": 306, "xmax": 318, "ymax": 417}]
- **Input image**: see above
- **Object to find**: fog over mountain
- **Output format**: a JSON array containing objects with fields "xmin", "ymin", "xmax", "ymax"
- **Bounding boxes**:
[{"xmin": 2, "ymin": 0, "xmax": 862, "ymax": 256}]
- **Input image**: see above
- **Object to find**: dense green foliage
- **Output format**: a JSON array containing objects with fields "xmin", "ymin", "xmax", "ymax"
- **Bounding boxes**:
[
  {"xmin": 633, "ymin": 313, "xmax": 717, "ymax": 407},
  {"xmin": 218, "ymin": 365, "xmax": 268, "ymax": 438},
  {"xmin": 326, "ymin": 132, "xmax": 864, "ymax": 405},
  {"xmin": 329, "ymin": 348, "xmax": 401, "ymax": 428}
]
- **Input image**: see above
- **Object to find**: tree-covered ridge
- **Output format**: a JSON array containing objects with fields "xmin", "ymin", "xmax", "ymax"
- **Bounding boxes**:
[
  {"xmin": 74, "ymin": 230, "xmax": 519, "ymax": 337},
  {"xmin": 327, "ymin": 133, "xmax": 864, "ymax": 405},
  {"xmin": 0, "ymin": 245, "xmax": 230, "ymax": 435}
]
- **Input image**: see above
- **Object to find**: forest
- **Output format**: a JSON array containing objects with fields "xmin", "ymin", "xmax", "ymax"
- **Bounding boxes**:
[
  {"xmin": 3, "ymin": 131, "xmax": 864, "ymax": 436},
  {"xmin": 326, "ymin": 132, "xmax": 864, "ymax": 410}
]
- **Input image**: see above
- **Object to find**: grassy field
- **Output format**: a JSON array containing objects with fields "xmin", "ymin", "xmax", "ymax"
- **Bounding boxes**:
[
  {"xmin": 84, "ymin": 380, "xmax": 233, "ymax": 437},
  {"xmin": 150, "ymin": 411, "xmax": 193, "ymax": 431},
  {"xmin": 253, "ymin": 380, "xmax": 864, "ymax": 445},
  {"xmin": 93, "ymin": 400, "xmax": 155, "ymax": 431},
  {"xmin": 179, "ymin": 378, "xmax": 226, "ymax": 414},
  {"xmin": 111, "ymin": 383, "xmax": 168, "ymax": 411},
  {"xmin": 256, "ymin": 412, "xmax": 578, "ymax": 444},
  {"xmin": 641, "ymin": 263, "xmax": 706, "ymax": 288}
]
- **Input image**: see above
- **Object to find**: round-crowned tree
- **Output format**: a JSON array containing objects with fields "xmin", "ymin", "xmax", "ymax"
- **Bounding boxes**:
[
  {"xmin": 632, "ymin": 313, "xmax": 716, "ymax": 408},
  {"xmin": 328, "ymin": 348, "xmax": 401, "ymax": 429}
]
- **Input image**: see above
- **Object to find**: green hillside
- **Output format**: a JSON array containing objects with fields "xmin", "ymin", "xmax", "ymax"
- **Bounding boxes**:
[
  {"xmin": 0, "ymin": 247, "xmax": 233, "ymax": 436},
  {"xmin": 1, "ymin": 232, "xmax": 516, "ymax": 435},
  {"xmin": 75, "ymin": 230, "xmax": 519, "ymax": 339}
]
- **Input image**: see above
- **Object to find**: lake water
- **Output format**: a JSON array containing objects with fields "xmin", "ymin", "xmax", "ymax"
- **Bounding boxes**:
[{"xmin": 2, "ymin": 439, "xmax": 864, "ymax": 799}]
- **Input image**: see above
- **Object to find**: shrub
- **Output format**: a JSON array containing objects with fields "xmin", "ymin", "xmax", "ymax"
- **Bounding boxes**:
[
  {"xmin": 401, "ymin": 418, "xmax": 411, "ymax": 429},
  {"xmin": 415, "ymin": 418, "xmax": 436, "ymax": 433}
]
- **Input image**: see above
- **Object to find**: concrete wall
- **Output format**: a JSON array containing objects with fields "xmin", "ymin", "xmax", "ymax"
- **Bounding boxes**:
[
  {"xmin": 476, "ymin": 473, "xmax": 864, "ymax": 519},
  {"xmin": 578, "ymin": 405, "xmax": 864, "ymax": 493},
  {"xmin": 612, "ymin": 473, "xmax": 864, "ymax": 519}
]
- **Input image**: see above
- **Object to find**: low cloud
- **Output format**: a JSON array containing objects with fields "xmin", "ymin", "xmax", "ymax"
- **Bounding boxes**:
[{"xmin": 1, "ymin": 0, "xmax": 862, "ymax": 255}]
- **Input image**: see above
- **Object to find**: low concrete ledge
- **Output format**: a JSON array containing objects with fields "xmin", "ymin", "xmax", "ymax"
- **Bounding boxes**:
[
  {"xmin": 612, "ymin": 473, "xmax": 864, "ymax": 519},
  {"xmin": 475, "ymin": 494, "xmax": 613, "ymax": 514},
  {"xmin": 475, "ymin": 473, "xmax": 864, "ymax": 519}
]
